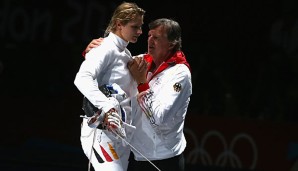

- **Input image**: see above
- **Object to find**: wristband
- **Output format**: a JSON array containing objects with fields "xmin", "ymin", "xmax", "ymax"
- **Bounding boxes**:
[{"xmin": 137, "ymin": 82, "xmax": 149, "ymax": 92}]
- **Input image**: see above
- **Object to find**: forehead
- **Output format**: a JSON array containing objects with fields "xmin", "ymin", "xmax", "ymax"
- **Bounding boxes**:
[
  {"xmin": 149, "ymin": 25, "xmax": 166, "ymax": 35},
  {"xmin": 127, "ymin": 15, "xmax": 143, "ymax": 25}
]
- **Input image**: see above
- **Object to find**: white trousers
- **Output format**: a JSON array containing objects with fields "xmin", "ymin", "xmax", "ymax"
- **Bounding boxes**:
[{"xmin": 80, "ymin": 119, "xmax": 131, "ymax": 171}]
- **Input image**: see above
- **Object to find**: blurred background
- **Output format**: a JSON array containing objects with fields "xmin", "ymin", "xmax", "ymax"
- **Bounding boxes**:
[{"xmin": 0, "ymin": 0, "xmax": 298, "ymax": 170}]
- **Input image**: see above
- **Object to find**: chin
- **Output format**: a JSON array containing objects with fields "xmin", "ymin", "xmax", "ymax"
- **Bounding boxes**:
[
  {"xmin": 148, "ymin": 49, "xmax": 153, "ymax": 54},
  {"xmin": 130, "ymin": 38, "xmax": 138, "ymax": 43}
]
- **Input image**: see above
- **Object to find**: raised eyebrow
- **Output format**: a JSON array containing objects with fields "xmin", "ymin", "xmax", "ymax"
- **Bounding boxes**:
[{"xmin": 148, "ymin": 33, "xmax": 158, "ymax": 38}]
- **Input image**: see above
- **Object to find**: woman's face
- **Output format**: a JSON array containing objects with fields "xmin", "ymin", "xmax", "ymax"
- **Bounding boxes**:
[{"xmin": 118, "ymin": 15, "xmax": 144, "ymax": 43}]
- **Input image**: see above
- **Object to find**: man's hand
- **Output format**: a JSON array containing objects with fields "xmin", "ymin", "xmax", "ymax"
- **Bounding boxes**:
[
  {"xmin": 127, "ymin": 56, "xmax": 148, "ymax": 85},
  {"xmin": 82, "ymin": 37, "xmax": 104, "ymax": 57}
]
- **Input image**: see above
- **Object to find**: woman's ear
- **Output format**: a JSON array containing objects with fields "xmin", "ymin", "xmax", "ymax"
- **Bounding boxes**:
[{"xmin": 116, "ymin": 20, "xmax": 122, "ymax": 30}]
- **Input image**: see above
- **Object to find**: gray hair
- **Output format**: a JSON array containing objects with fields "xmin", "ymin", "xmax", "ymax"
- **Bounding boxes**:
[{"xmin": 148, "ymin": 18, "xmax": 182, "ymax": 51}]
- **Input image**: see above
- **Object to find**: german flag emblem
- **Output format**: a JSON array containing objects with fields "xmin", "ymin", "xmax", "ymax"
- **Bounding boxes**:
[{"xmin": 173, "ymin": 83, "xmax": 182, "ymax": 92}]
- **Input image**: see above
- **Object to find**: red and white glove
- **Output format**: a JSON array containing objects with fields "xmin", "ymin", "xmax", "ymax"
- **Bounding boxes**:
[
  {"xmin": 104, "ymin": 109, "xmax": 126, "ymax": 138},
  {"xmin": 86, "ymin": 110, "xmax": 105, "ymax": 128}
]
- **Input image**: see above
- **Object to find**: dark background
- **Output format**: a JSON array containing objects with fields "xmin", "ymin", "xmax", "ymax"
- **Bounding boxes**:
[{"xmin": 0, "ymin": 0, "xmax": 298, "ymax": 170}]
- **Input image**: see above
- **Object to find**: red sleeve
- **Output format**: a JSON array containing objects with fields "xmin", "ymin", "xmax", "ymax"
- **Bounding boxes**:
[{"xmin": 82, "ymin": 50, "xmax": 86, "ymax": 58}]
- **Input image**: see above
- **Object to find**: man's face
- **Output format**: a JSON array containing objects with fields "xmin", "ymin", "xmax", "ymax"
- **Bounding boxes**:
[{"xmin": 147, "ymin": 26, "xmax": 172, "ymax": 61}]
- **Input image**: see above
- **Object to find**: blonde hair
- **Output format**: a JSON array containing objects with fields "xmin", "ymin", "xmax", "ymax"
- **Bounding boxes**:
[{"xmin": 104, "ymin": 2, "xmax": 145, "ymax": 37}]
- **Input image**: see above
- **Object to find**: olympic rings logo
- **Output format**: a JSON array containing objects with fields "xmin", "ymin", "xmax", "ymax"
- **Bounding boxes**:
[{"xmin": 184, "ymin": 129, "xmax": 258, "ymax": 170}]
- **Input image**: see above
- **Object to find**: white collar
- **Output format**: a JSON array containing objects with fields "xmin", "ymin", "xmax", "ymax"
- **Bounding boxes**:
[{"xmin": 108, "ymin": 32, "xmax": 129, "ymax": 52}]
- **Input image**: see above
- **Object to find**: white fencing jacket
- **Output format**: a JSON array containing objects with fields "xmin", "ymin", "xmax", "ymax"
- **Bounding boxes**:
[{"xmin": 74, "ymin": 32, "xmax": 137, "ymax": 116}]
